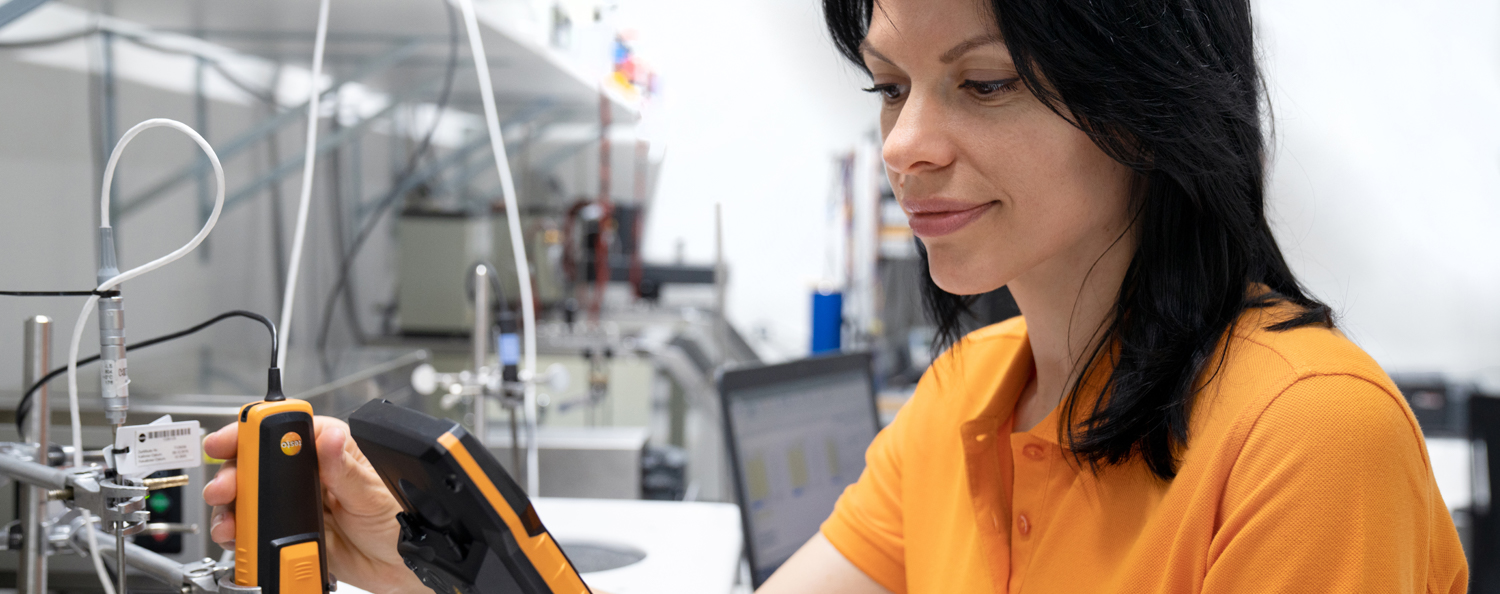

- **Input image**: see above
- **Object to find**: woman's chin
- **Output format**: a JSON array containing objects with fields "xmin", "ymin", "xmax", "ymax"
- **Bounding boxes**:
[{"xmin": 929, "ymin": 268, "xmax": 1006, "ymax": 297}]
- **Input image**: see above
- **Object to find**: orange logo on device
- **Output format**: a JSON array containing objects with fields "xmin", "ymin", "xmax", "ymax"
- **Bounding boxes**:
[{"xmin": 280, "ymin": 432, "xmax": 303, "ymax": 456}]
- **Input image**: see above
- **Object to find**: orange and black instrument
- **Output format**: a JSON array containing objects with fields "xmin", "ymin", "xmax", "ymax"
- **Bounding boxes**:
[
  {"xmin": 348, "ymin": 400, "xmax": 589, "ymax": 594},
  {"xmin": 235, "ymin": 371, "xmax": 330, "ymax": 594}
]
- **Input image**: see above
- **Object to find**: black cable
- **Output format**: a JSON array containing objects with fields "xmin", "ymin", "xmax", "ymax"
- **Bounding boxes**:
[
  {"xmin": 264, "ymin": 64, "xmax": 291, "ymax": 315},
  {"xmin": 315, "ymin": 0, "xmax": 461, "ymax": 375},
  {"xmin": 13, "ymin": 311, "xmax": 277, "ymax": 433},
  {"xmin": 0, "ymin": 290, "xmax": 120, "ymax": 297},
  {"xmin": 326, "ymin": 115, "xmax": 365, "ymax": 348}
]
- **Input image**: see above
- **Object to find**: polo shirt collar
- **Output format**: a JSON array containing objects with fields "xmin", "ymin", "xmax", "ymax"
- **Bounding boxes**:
[{"xmin": 959, "ymin": 332, "xmax": 1036, "ymax": 443}]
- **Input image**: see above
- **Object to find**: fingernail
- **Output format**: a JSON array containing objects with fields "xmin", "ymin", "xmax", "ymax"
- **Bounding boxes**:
[{"xmin": 211, "ymin": 511, "xmax": 224, "ymax": 531}]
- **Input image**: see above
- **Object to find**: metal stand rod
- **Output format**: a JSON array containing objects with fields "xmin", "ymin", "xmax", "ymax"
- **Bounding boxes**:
[
  {"xmin": 117, "ymin": 527, "xmax": 129, "ymax": 594},
  {"xmin": 472, "ymin": 265, "xmax": 490, "ymax": 446},
  {"xmin": 113, "ymin": 424, "xmax": 128, "ymax": 594},
  {"xmin": 19, "ymin": 315, "xmax": 51, "ymax": 594},
  {"xmin": 509, "ymin": 407, "xmax": 521, "ymax": 482},
  {"xmin": 77, "ymin": 528, "xmax": 190, "ymax": 589}
]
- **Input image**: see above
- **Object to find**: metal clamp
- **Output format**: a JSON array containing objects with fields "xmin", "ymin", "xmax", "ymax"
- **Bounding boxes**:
[
  {"xmin": 64, "ymin": 472, "xmax": 150, "ymax": 535},
  {"xmin": 216, "ymin": 575, "xmax": 261, "ymax": 594}
]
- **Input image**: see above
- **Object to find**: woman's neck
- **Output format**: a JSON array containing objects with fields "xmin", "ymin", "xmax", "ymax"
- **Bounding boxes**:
[{"xmin": 1007, "ymin": 230, "xmax": 1136, "ymax": 432}]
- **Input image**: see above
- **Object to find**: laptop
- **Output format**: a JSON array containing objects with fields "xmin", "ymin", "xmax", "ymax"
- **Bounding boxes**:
[{"xmin": 718, "ymin": 352, "xmax": 880, "ymax": 587}]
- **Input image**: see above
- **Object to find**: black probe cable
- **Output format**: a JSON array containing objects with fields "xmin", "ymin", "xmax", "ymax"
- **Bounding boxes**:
[
  {"xmin": 314, "ymin": 0, "xmax": 463, "ymax": 376},
  {"xmin": 13, "ymin": 310, "xmax": 277, "ymax": 433},
  {"xmin": 1, "ymin": 290, "xmax": 121, "ymax": 297}
]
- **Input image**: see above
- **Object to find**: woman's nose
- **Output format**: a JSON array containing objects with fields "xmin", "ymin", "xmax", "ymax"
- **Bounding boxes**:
[{"xmin": 882, "ymin": 92, "xmax": 957, "ymax": 177}]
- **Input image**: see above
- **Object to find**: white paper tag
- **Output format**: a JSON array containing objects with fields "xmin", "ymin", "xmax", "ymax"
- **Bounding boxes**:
[{"xmin": 113, "ymin": 419, "xmax": 203, "ymax": 476}]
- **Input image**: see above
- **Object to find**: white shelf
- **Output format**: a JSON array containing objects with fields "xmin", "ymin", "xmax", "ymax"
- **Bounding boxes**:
[{"xmin": 51, "ymin": 0, "xmax": 639, "ymax": 122}]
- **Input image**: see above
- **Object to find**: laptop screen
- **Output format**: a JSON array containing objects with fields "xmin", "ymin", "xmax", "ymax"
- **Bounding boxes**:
[{"xmin": 719, "ymin": 353, "xmax": 879, "ymax": 586}]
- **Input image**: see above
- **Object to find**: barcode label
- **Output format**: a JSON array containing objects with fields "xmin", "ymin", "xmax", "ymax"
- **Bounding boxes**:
[{"xmin": 113, "ymin": 419, "xmax": 203, "ymax": 476}]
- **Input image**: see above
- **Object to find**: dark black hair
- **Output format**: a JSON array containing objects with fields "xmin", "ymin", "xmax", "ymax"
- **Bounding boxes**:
[{"xmin": 826, "ymin": 0, "xmax": 1331, "ymax": 480}]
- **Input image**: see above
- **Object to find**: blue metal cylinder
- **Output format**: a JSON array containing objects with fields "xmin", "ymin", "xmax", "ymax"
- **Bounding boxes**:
[{"xmin": 810, "ymin": 291, "xmax": 843, "ymax": 354}]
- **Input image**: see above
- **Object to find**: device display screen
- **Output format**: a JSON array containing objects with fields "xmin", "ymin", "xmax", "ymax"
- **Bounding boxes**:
[{"xmin": 726, "ymin": 368, "xmax": 877, "ymax": 584}]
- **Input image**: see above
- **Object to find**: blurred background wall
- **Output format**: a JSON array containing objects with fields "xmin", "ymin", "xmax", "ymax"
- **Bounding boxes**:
[
  {"xmin": 635, "ymin": 0, "xmax": 1500, "ymax": 385},
  {"xmin": 1260, "ymin": 0, "xmax": 1500, "ymax": 388}
]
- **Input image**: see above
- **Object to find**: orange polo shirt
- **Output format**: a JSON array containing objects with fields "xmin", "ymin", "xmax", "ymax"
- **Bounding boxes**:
[{"xmin": 821, "ymin": 305, "xmax": 1468, "ymax": 593}]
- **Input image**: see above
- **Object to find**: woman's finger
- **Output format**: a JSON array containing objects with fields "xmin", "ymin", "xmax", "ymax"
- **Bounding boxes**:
[
  {"xmin": 314, "ymin": 419, "xmax": 395, "ymax": 518},
  {"xmin": 210, "ymin": 506, "xmax": 236, "ymax": 545},
  {"xmin": 203, "ymin": 423, "xmax": 239, "ymax": 460},
  {"xmin": 202, "ymin": 461, "xmax": 237, "ymax": 506}
]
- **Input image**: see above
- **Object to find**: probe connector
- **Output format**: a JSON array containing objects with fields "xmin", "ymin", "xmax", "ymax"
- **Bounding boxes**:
[{"xmin": 96, "ymin": 228, "xmax": 129, "ymax": 427}]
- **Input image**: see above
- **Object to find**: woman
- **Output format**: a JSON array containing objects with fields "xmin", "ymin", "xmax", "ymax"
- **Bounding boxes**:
[{"xmin": 203, "ymin": 0, "xmax": 1468, "ymax": 591}]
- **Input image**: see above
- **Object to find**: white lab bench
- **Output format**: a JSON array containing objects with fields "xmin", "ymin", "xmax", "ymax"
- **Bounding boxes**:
[
  {"xmin": 533, "ymin": 497, "xmax": 745, "ymax": 594},
  {"xmin": 336, "ymin": 498, "xmax": 743, "ymax": 594}
]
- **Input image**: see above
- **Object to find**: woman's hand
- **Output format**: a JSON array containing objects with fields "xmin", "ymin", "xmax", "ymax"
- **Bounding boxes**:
[{"xmin": 202, "ymin": 416, "xmax": 428, "ymax": 594}]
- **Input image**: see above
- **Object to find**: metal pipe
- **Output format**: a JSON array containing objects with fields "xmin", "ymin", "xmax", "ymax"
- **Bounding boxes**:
[
  {"xmin": 117, "ymin": 39, "xmax": 424, "ymax": 218},
  {"xmin": 715, "ymin": 203, "xmax": 727, "ymax": 364},
  {"xmin": 195, "ymin": 51, "xmax": 213, "ymax": 261},
  {"xmin": 0, "ymin": 450, "xmax": 69, "ymax": 490},
  {"xmin": 222, "ymin": 92, "xmax": 411, "ymax": 212},
  {"xmin": 77, "ymin": 528, "xmax": 188, "ymax": 588},
  {"xmin": 0, "ymin": 0, "xmax": 50, "ymax": 30},
  {"xmin": 19, "ymin": 315, "xmax": 51, "ymax": 594},
  {"xmin": 290, "ymin": 348, "xmax": 428, "ymax": 401},
  {"xmin": 472, "ymin": 265, "xmax": 490, "ymax": 446},
  {"xmin": 509, "ymin": 408, "xmax": 521, "ymax": 483},
  {"xmin": 116, "ymin": 527, "xmax": 127, "ymax": 594}
]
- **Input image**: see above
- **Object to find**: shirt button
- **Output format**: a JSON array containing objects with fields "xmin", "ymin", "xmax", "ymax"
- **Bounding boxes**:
[
  {"xmin": 1018, "ymin": 514, "xmax": 1032, "ymax": 536},
  {"xmin": 1022, "ymin": 444, "xmax": 1045, "ymax": 460}
]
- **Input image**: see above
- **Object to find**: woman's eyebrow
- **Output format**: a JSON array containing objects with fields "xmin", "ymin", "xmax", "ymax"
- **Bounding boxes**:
[
  {"xmin": 858, "ymin": 40, "xmax": 896, "ymax": 66},
  {"xmin": 859, "ymin": 34, "xmax": 1007, "ymax": 66},
  {"xmin": 939, "ymin": 34, "xmax": 1006, "ymax": 63}
]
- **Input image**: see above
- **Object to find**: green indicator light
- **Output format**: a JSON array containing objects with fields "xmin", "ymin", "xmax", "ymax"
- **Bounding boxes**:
[{"xmin": 149, "ymin": 494, "xmax": 171, "ymax": 513}]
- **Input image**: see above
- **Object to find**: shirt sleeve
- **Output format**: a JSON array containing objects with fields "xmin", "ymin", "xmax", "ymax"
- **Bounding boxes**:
[
  {"xmin": 1202, "ymin": 374, "xmax": 1468, "ymax": 594},
  {"xmin": 820, "ymin": 399, "xmax": 909, "ymax": 594}
]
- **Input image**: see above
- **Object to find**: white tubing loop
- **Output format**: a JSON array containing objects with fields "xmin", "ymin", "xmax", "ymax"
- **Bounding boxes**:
[
  {"xmin": 71, "ymin": 118, "xmax": 225, "ymax": 594},
  {"xmin": 82, "ymin": 511, "xmax": 114, "ymax": 594},
  {"xmin": 455, "ymin": 0, "xmax": 541, "ymax": 495},
  {"xmin": 276, "ymin": 0, "xmax": 333, "ymax": 371}
]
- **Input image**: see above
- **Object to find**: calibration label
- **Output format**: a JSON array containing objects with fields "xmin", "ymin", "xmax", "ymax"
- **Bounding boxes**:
[
  {"xmin": 112, "ymin": 419, "xmax": 204, "ymax": 475},
  {"xmin": 100, "ymin": 359, "xmax": 130, "ymax": 397}
]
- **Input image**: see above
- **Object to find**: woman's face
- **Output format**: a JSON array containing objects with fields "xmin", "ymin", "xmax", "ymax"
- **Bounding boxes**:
[{"xmin": 864, "ymin": 0, "xmax": 1136, "ymax": 296}]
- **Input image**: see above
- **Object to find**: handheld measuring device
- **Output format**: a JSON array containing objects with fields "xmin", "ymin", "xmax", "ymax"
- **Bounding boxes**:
[
  {"xmin": 234, "ymin": 371, "xmax": 331, "ymax": 594},
  {"xmin": 348, "ymin": 399, "xmax": 589, "ymax": 594}
]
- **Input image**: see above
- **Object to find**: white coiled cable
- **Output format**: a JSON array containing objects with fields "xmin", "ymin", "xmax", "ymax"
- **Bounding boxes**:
[{"xmin": 69, "ymin": 118, "xmax": 225, "ymax": 594}]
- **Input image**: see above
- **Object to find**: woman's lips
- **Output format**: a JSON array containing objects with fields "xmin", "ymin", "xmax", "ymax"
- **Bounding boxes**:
[{"xmin": 904, "ymin": 200, "xmax": 996, "ymax": 238}]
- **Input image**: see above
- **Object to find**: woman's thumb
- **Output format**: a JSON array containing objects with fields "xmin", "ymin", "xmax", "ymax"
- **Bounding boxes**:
[{"xmin": 315, "ymin": 422, "xmax": 392, "ymax": 516}]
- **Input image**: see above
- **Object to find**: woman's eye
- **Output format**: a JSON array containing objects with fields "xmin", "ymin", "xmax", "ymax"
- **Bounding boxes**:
[
  {"xmin": 861, "ymin": 83, "xmax": 906, "ymax": 103},
  {"xmin": 959, "ymin": 79, "xmax": 1019, "ymax": 97}
]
